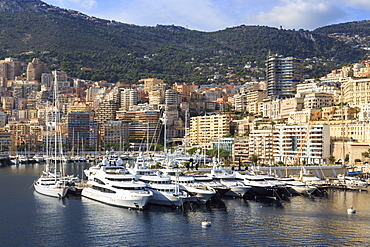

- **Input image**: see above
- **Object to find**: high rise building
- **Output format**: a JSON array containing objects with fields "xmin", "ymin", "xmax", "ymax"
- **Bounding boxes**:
[
  {"xmin": 190, "ymin": 114, "xmax": 230, "ymax": 147},
  {"xmin": 119, "ymin": 88, "xmax": 138, "ymax": 111},
  {"xmin": 141, "ymin": 78, "xmax": 164, "ymax": 93},
  {"xmin": 0, "ymin": 58, "xmax": 21, "ymax": 87},
  {"xmin": 67, "ymin": 111, "xmax": 97, "ymax": 146},
  {"xmin": 100, "ymin": 120, "xmax": 129, "ymax": 146},
  {"xmin": 266, "ymin": 55, "xmax": 303, "ymax": 99},
  {"xmin": 116, "ymin": 107, "xmax": 161, "ymax": 143},
  {"xmin": 95, "ymin": 99, "xmax": 119, "ymax": 124},
  {"xmin": 26, "ymin": 58, "xmax": 49, "ymax": 82},
  {"xmin": 165, "ymin": 89, "xmax": 181, "ymax": 105}
]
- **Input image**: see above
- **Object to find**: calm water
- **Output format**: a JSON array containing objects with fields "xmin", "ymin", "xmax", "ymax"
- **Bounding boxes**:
[{"xmin": 1, "ymin": 163, "xmax": 370, "ymax": 246}]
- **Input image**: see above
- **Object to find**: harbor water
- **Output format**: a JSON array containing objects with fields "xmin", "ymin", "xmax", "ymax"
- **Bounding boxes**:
[{"xmin": 1, "ymin": 163, "xmax": 370, "ymax": 246}]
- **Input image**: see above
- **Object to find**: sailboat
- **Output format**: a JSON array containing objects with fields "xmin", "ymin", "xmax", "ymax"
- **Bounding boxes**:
[{"xmin": 34, "ymin": 71, "xmax": 68, "ymax": 198}]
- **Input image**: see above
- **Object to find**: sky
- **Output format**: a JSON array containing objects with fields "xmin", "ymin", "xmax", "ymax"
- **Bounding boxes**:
[{"xmin": 44, "ymin": 0, "xmax": 370, "ymax": 32}]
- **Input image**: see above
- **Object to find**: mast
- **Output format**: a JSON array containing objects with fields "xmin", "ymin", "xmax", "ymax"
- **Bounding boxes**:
[
  {"xmin": 184, "ymin": 109, "xmax": 188, "ymax": 152},
  {"xmin": 53, "ymin": 70, "xmax": 58, "ymax": 180},
  {"xmin": 164, "ymin": 100, "xmax": 167, "ymax": 153}
]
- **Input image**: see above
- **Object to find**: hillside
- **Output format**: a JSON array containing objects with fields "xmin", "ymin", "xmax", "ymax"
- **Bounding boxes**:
[{"xmin": 0, "ymin": 0, "xmax": 367, "ymax": 83}]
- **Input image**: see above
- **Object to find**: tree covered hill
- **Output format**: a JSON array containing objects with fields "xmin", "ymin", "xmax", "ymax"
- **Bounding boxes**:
[{"xmin": 0, "ymin": 0, "xmax": 367, "ymax": 84}]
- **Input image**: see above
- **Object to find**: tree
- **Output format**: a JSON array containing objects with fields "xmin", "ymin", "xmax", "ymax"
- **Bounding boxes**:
[
  {"xmin": 328, "ymin": 155, "xmax": 336, "ymax": 164},
  {"xmin": 187, "ymin": 147, "xmax": 199, "ymax": 155},
  {"xmin": 249, "ymin": 153, "xmax": 260, "ymax": 166}
]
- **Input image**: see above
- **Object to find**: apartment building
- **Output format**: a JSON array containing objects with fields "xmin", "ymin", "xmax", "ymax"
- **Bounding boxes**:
[
  {"xmin": 0, "ymin": 57, "xmax": 21, "ymax": 87},
  {"xmin": 246, "ymin": 90, "xmax": 266, "ymax": 114},
  {"xmin": 329, "ymin": 122, "xmax": 370, "ymax": 143},
  {"xmin": 119, "ymin": 88, "xmax": 138, "ymax": 111},
  {"xmin": 279, "ymin": 97, "xmax": 304, "ymax": 119},
  {"xmin": 321, "ymin": 106, "xmax": 358, "ymax": 121},
  {"xmin": 116, "ymin": 108, "xmax": 161, "ymax": 142},
  {"xmin": 248, "ymin": 128, "xmax": 275, "ymax": 165},
  {"xmin": 94, "ymin": 99, "xmax": 119, "ymax": 124},
  {"xmin": 232, "ymin": 93, "xmax": 247, "ymax": 112},
  {"xmin": 100, "ymin": 120, "xmax": 129, "ymax": 146},
  {"xmin": 266, "ymin": 55, "xmax": 303, "ymax": 99},
  {"xmin": 303, "ymin": 93, "xmax": 334, "ymax": 109},
  {"xmin": 165, "ymin": 89, "xmax": 181, "ymax": 105},
  {"xmin": 189, "ymin": 114, "xmax": 230, "ymax": 147},
  {"xmin": 67, "ymin": 111, "xmax": 97, "ymax": 146},
  {"xmin": 343, "ymin": 77, "xmax": 370, "ymax": 107},
  {"xmin": 141, "ymin": 78, "xmax": 164, "ymax": 93},
  {"xmin": 273, "ymin": 124, "xmax": 330, "ymax": 165}
]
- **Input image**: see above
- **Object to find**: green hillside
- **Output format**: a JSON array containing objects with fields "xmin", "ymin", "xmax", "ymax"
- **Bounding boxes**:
[{"xmin": 0, "ymin": 0, "xmax": 367, "ymax": 83}]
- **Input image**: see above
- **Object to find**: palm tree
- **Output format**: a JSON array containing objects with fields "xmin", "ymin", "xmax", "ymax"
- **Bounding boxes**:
[
  {"xmin": 328, "ymin": 155, "xmax": 336, "ymax": 164},
  {"xmin": 249, "ymin": 153, "xmax": 260, "ymax": 167}
]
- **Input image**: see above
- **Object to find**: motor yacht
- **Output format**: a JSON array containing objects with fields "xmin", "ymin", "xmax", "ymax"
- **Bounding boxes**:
[
  {"xmin": 159, "ymin": 168, "xmax": 216, "ymax": 203},
  {"xmin": 278, "ymin": 177, "xmax": 317, "ymax": 195},
  {"xmin": 33, "ymin": 153, "xmax": 44, "ymax": 163},
  {"xmin": 235, "ymin": 172, "xmax": 288, "ymax": 199},
  {"xmin": 82, "ymin": 165, "xmax": 152, "ymax": 209},
  {"xmin": 205, "ymin": 161, "xmax": 251, "ymax": 198},
  {"xmin": 128, "ymin": 156, "xmax": 192, "ymax": 207}
]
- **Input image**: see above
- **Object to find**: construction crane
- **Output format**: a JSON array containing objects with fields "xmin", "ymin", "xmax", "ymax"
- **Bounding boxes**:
[{"xmin": 293, "ymin": 124, "xmax": 312, "ymax": 165}]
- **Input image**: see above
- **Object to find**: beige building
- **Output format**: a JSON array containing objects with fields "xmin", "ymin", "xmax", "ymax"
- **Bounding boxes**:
[
  {"xmin": 303, "ymin": 92, "xmax": 334, "ymax": 109},
  {"xmin": 141, "ymin": 78, "xmax": 164, "ymax": 93},
  {"xmin": 321, "ymin": 106, "xmax": 358, "ymax": 121},
  {"xmin": 248, "ymin": 128, "xmax": 275, "ymax": 165},
  {"xmin": 343, "ymin": 77, "xmax": 370, "ymax": 107},
  {"xmin": 232, "ymin": 94, "xmax": 247, "ymax": 112},
  {"xmin": 116, "ymin": 108, "xmax": 161, "ymax": 142},
  {"xmin": 173, "ymin": 82, "xmax": 193, "ymax": 102},
  {"xmin": 190, "ymin": 114, "xmax": 230, "ymax": 147},
  {"xmin": 260, "ymin": 98, "xmax": 281, "ymax": 120},
  {"xmin": 329, "ymin": 121, "xmax": 370, "ymax": 143},
  {"xmin": 287, "ymin": 109, "xmax": 321, "ymax": 124},
  {"xmin": 279, "ymin": 97, "xmax": 304, "ymax": 119},
  {"xmin": 119, "ymin": 88, "xmax": 138, "ymax": 111},
  {"xmin": 246, "ymin": 90, "xmax": 266, "ymax": 114},
  {"xmin": 0, "ymin": 57, "xmax": 21, "ymax": 87}
]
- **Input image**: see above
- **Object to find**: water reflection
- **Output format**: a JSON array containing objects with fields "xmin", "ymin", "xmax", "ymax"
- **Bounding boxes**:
[{"xmin": 3, "ymin": 164, "xmax": 370, "ymax": 246}]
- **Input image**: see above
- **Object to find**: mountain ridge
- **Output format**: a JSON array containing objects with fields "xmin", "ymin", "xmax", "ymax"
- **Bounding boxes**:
[{"xmin": 0, "ymin": 0, "xmax": 368, "ymax": 83}]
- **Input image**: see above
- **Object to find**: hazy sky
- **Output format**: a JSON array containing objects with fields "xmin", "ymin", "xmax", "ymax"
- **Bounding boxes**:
[{"xmin": 44, "ymin": 0, "xmax": 370, "ymax": 31}]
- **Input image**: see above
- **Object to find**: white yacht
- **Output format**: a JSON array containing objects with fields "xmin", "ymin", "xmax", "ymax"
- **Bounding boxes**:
[
  {"xmin": 159, "ymin": 168, "xmax": 216, "ymax": 203},
  {"xmin": 18, "ymin": 155, "xmax": 29, "ymax": 164},
  {"xmin": 33, "ymin": 153, "xmax": 44, "ymax": 163},
  {"xmin": 206, "ymin": 161, "xmax": 251, "ymax": 197},
  {"xmin": 337, "ymin": 174, "xmax": 368, "ymax": 189},
  {"xmin": 128, "ymin": 156, "xmax": 192, "ymax": 207},
  {"xmin": 192, "ymin": 175, "xmax": 230, "ymax": 197},
  {"xmin": 34, "ymin": 72, "xmax": 75, "ymax": 199},
  {"xmin": 34, "ymin": 166, "xmax": 68, "ymax": 198},
  {"xmin": 82, "ymin": 165, "xmax": 152, "ymax": 209},
  {"xmin": 235, "ymin": 172, "xmax": 287, "ymax": 198},
  {"xmin": 278, "ymin": 177, "xmax": 317, "ymax": 195},
  {"xmin": 84, "ymin": 150, "xmax": 125, "ymax": 179}
]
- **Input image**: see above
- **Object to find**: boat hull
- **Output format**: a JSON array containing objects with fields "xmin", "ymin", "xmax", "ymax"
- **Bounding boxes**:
[
  {"xmin": 185, "ymin": 187, "xmax": 216, "ymax": 203},
  {"xmin": 289, "ymin": 186, "xmax": 316, "ymax": 195},
  {"xmin": 81, "ymin": 188, "xmax": 152, "ymax": 209},
  {"xmin": 34, "ymin": 182, "xmax": 68, "ymax": 198},
  {"xmin": 247, "ymin": 186, "xmax": 288, "ymax": 199},
  {"xmin": 148, "ymin": 190, "xmax": 189, "ymax": 207}
]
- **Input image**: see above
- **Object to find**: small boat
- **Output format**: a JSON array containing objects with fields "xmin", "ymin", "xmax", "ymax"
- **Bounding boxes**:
[
  {"xmin": 347, "ymin": 206, "xmax": 356, "ymax": 214},
  {"xmin": 202, "ymin": 221, "xmax": 211, "ymax": 227}
]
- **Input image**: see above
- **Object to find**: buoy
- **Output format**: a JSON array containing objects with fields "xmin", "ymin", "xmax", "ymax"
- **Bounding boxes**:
[
  {"xmin": 202, "ymin": 221, "xmax": 211, "ymax": 227},
  {"xmin": 347, "ymin": 206, "xmax": 356, "ymax": 214}
]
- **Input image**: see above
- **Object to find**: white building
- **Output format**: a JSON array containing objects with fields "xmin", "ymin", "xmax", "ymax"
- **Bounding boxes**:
[{"xmin": 273, "ymin": 124, "xmax": 330, "ymax": 165}]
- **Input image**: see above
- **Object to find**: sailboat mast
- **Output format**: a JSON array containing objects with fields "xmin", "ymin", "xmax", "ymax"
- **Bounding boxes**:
[
  {"xmin": 54, "ymin": 71, "xmax": 58, "ymax": 180},
  {"xmin": 164, "ymin": 101, "xmax": 167, "ymax": 153}
]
